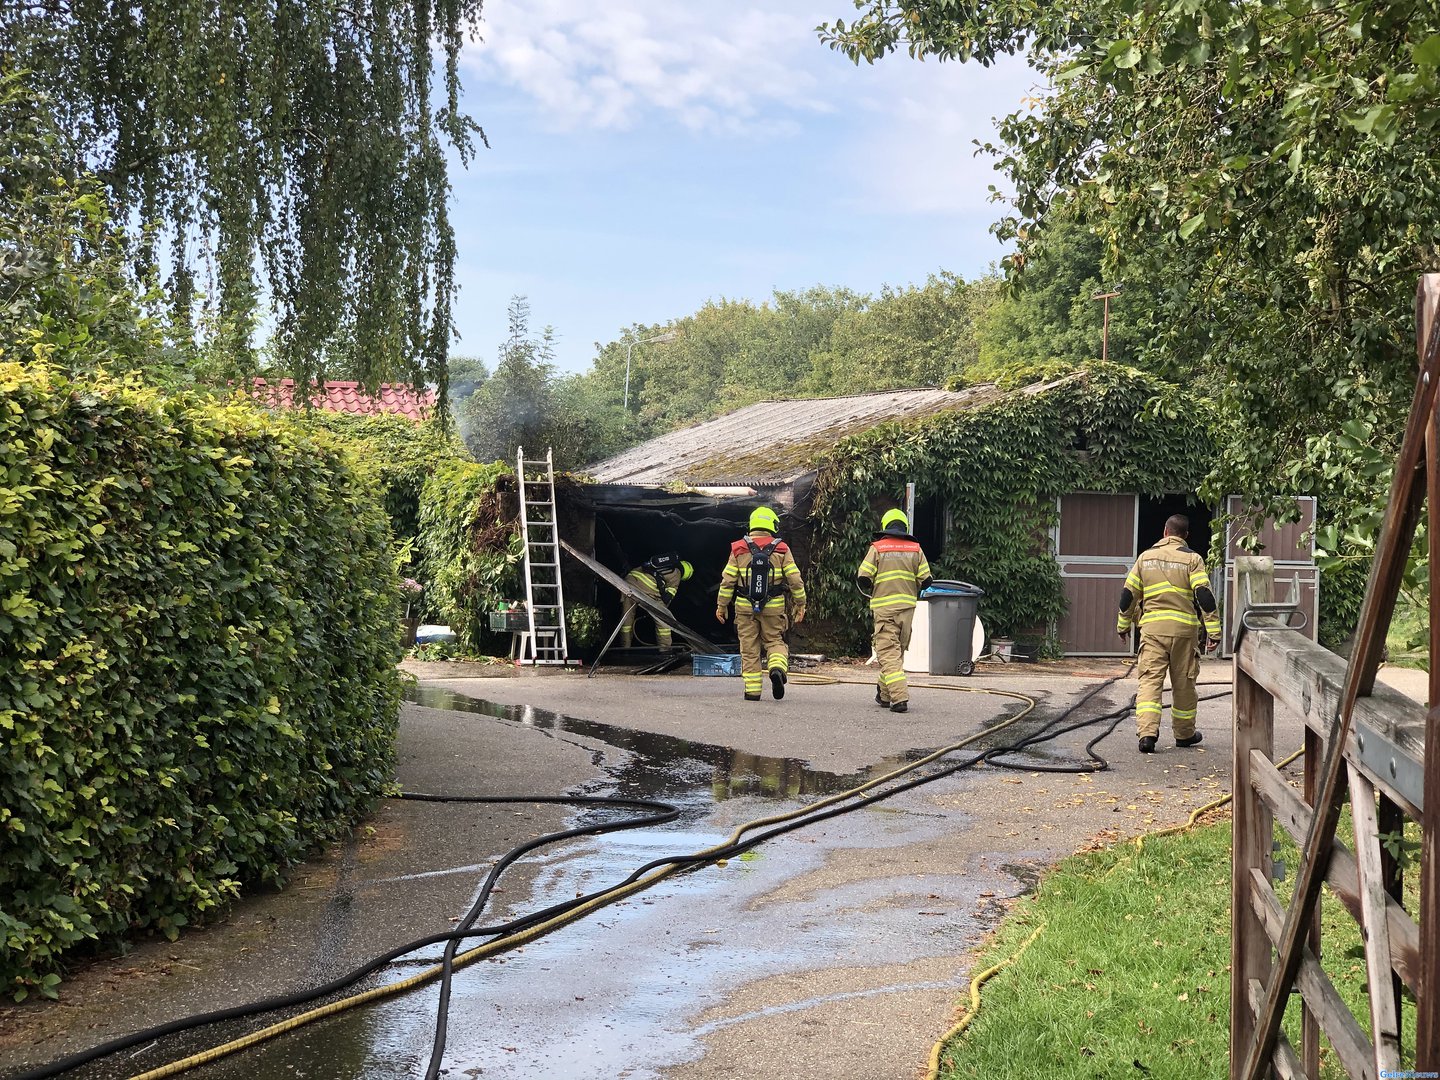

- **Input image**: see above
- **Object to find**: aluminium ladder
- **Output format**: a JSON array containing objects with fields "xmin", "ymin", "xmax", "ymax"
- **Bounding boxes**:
[{"xmin": 516, "ymin": 446, "xmax": 570, "ymax": 665}]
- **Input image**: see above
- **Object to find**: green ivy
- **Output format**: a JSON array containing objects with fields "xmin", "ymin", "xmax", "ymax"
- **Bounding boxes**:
[
  {"xmin": 290, "ymin": 412, "xmax": 473, "ymax": 620},
  {"xmin": 808, "ymin": 364, "xmax": 1218, "ymax": 649},
  {"xmin": 417, "ymin": 459, "xmax": 520, "ymax": 652},
  {"xmin": 0, "ymin": 364, "xmax": 403, "ymax": 998}
]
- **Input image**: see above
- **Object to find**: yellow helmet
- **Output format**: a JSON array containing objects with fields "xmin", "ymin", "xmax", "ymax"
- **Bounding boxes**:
[
  {"xmin": 748, "ymin": 506, "xmax": 780, "ymax": 533},
  {"xmin": 882, "ymin": 508, "xmax": 909, "ymax": 532},
  {"xmin": 680, "ymin": 560, "xmax": 694, "ymax": 581}
]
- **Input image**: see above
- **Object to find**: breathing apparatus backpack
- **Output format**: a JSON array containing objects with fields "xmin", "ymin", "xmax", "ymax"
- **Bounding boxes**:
[{"xmin": 744, "ymin": 540, "xmax": 776, "ymax": 613}]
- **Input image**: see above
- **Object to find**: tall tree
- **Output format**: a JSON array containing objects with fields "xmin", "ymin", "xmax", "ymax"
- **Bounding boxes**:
[
  {"xmin": 459, "ymin": 297, "xmax": 617, "ymax": 469},
  {"xmin": 821, "ymin": 0, "xmax": 1440, "ymax": 503},
  {"xmin": 806, "ymin": 272, "xmax": 998, "ymax": 392},
  {"xmin": 2, "ymin": 0, "xmax": 487, "ymax": 396}
]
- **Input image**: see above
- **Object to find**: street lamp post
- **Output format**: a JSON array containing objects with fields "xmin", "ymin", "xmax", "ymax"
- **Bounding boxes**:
[
  {"xmin": 1089, "ymin": 285, "xmax": 1123, "ymax": 362},
  {"xmin": 623, "ymin": 330, "xmax": 678, "ymax": 411}
]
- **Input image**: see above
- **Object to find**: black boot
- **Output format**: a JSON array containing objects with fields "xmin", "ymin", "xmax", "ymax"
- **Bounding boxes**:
[
  {"xmin": 1175, "ymin": 732, "xmax": 1203, "ymax": 748},
  {"xmin": 875, "ymin": 690, "xmax": 890, "ymax": 708},
  {"xmin": 770, "ymin": 668, "xmax": 786, "ymax": 700},
  {"xmin": 890, "ymin": 701, "xmax": 908, "ymax": 714},
  {"xmin": 744, "ymin": 693, "xmax": 761, "ymax": 702},
  {"xmin": 1138, "ymin": 735, "xmax": 1157, "ymax": 754}
]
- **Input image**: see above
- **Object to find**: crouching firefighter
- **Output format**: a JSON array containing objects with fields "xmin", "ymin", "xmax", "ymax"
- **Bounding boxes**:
[
  {"xmin": 857, "ymin": 508, "xmax": 933, "ymax": 713},
  {"xmin": 621, "ymin": 552, "xmax": 694, "ymax": 650},
  {"xmin": 1117, "ymin": 514, "xmax": 1221, "ymax": 753},
  {"xmin": 716, "ymin": 507, "xmax": 807, "ymax": 701}
]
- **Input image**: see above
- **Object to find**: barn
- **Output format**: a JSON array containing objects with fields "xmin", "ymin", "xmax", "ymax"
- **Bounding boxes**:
[{"xmin": 570, "ymin": 363, "xmax": 1299, "ymax": 657}]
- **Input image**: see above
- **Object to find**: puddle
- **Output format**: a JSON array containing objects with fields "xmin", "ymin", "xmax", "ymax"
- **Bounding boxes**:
[
  {"xmin": 53, "ymin": 689, "xmax": 1044, "ymax": 1080},
  {"xmin": 405, "ymin": 685, "xmax": 927, "ymax": 805}
]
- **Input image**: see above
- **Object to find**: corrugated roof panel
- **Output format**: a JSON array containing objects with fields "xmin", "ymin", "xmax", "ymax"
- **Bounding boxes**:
[{"xmin": 585, "ymin": 386, "xmax": 999, "ymax": 487}]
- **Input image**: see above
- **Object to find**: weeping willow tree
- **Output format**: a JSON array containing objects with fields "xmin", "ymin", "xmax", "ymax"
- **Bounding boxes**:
[{"xmin": 1, "ymin": 0, "xmax": 487, "ymax": 397}]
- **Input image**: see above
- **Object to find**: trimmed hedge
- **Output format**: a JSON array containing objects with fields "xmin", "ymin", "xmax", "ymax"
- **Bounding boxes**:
[
  {"xmin": 0, "ymin": 364, "xmax": 403, "ymax": 998},
  {"xmin": 288, "ymin": 412, "xmax": 473, "ymax": 621}
]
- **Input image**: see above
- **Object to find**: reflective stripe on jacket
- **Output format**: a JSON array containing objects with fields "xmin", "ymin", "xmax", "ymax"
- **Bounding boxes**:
[
  {"xmin": 718, "ymin": 533, "xmax": 806, "ymax": 612},
  {"xmin": 857, "ymin": 537, "xmax": 932, "ymax": 611},
  {"xmin": 1118, "ymin": 535, "xmax": 1221, "ymax": 637}
]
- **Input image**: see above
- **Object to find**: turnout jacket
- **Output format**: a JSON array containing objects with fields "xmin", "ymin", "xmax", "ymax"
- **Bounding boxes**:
[
  {"xmin": 626, "ymin": 566, "xmax": 680, "ymax": 604},
  {"xmin": 856, "ymin": 533, "xmax": 933, "ymax": 612},
  {"xmin": 717, "ymin": 532, "xmax": 807, "ymax": 615},
  {"xmin": 1117, "ymin": 535, "xmax": 1221, "ymax": 639}
]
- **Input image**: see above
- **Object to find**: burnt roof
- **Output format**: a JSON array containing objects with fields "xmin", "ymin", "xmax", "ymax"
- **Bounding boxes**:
[{"xmin": 584, "ymin": 382, "xmax": 1046, "ymax": 488}]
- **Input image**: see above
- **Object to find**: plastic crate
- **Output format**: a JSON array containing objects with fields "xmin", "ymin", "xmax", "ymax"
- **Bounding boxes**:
[
  {"xmin": 488, "ymin": 610, "xmax": 529, "ymax": 632},
  {"xmin": 691, "ymin": 653, "xmax": 742, "ymax": 677}
]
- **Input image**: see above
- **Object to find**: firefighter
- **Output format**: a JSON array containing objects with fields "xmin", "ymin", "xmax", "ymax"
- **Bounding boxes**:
[
  {"xmin": 716, "ymin": 507, "xmax": 807, "ymax": 701},
  {"xmin": 620, "ymin": 555, "xmax": 693, "ymax": 650},
  {"xmin": 1117, "ymin": 514, "xmax": 1221, "ymax": 753},
  {"xmin": 856, "ymin": 508, "xmax": 933, "ymax": 713}
]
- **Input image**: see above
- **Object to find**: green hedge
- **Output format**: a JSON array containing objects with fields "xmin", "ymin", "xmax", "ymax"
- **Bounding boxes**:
[
  {"xmin": 288, "ymin": 412, "xmax": 473, "ymax": 621},
  {"xmin": 418, "ymin": 458, "xmax": 520, "ymax": 651},
  {"xmin": 0, "ymin": 364, "xmax": 403, "ymax": 998}
]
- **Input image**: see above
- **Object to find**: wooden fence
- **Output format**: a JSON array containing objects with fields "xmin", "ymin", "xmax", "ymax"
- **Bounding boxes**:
[{"xmin": 1230, "ymin": 275, "xmax": 1440, "ymax": 1078}]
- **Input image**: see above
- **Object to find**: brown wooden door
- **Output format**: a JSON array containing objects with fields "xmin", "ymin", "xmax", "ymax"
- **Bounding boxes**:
[{"xmin": 1055, "ymin": 493, "xmax": 1138, "ymax": 656}]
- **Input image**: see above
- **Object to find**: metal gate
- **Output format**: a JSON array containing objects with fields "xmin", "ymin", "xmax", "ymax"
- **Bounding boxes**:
[
  {"xmin": 1220, "ymin": 495, "xmax": 1319, "ymax": 657},
  {"xmin": 1055, "ymin": 493, "xmax": 1138, "ymax": 656}
]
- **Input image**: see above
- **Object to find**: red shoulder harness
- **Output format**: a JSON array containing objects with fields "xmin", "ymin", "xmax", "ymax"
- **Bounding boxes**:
[{"xmin": 732, "ymin": 537, "xmax": 788, "ymax": 555}]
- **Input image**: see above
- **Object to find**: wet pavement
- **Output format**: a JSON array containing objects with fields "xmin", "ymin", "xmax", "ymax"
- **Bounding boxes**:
[{"xmin": 0, "ymin": 660, "xmax": 1306, "ymax": 1080}]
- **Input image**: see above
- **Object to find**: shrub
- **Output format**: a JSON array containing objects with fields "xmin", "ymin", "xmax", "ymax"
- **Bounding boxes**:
[
  {"xmin": 0, "ymin": 364, "xmax": 403, "ymax": 998},
  {"xmin": 418, "ymin": 458, "xmax": 520, "ymax": 651}
]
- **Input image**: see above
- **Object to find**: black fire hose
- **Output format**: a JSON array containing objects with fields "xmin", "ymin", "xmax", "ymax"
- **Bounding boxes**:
[{"xmin": 16, "ymin": 673, "xmax": 1229, "ymax": 1080}]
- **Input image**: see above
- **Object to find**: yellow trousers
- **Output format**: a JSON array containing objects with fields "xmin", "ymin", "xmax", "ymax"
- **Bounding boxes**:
[
  {"xmin": 621, "ymin": 572, "xmax": 671, "ymax": 647},
  {"xmin": 1136, "ymin": 631, "xmax": 1199, "ymax": 739},
  {"xmin": 736, "ymin": 607, "xmax": 789, "ymax": 698},
  {"xmin": 872, "ymin": 607, "xmax": 915, "ymax": 705}
]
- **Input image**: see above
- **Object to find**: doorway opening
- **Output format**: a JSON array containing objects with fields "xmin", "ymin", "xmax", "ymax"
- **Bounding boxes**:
[{"xmin": 1138, "ymin": 495, "xmax": 1214, "ymax": 559}]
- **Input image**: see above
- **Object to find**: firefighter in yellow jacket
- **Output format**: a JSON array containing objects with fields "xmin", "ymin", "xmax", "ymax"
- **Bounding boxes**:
[
  {"xmin": 1117, "ymin": 514, "xmax": 1221, "ymax": 753},
  {"xmin": 716, "ymin": 507, "xmax": 807, "ymax": 701},
  {"xmin": 620, "ymin": 555, "xmax": 693, "ymax": 650},
  {"xmin": 857, "ymin": 509, "xmax": 933, "ymax": 713}
]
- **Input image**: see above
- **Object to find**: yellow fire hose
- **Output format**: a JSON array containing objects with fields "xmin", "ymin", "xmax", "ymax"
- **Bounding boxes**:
[
  {"xmin": 130, "ymin": 679, "xmax": 1041, "ymax": 1079},
  {"xmin": 923, "ymin": 739, "xmax": 1306, "ymax": 1080}
]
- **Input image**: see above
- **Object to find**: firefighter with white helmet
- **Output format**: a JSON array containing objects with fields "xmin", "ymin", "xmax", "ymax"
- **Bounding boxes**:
[{"xmin": 716, "ymin": 507, "xmax": 807, "ymax": 701}]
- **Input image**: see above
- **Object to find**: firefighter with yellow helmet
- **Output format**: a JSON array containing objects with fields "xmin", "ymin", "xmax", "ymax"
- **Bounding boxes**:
[
  {"xmin": 856, "ymin": 508, "xmax": 933, "ymax": 713},
  {"xmin": 716, "ymin": 507, "xmax": 807, "ymax": 701},
  {"xmin": 621, "ymin": 554, "xmax": 694, "ymax": 651},
  {"xmin": 1117, "ymin": 514, "xmax": 1221, "ymax": 752}
]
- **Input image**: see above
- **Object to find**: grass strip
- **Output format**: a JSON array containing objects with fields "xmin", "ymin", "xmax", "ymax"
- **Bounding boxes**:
[{"xmin": 936, "ymin": 812, "xmax": 1419, "ymax": 1079}]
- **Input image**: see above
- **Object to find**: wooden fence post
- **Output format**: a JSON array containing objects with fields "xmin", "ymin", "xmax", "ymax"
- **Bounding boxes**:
[{"xmin": 1233, "ymin": 660, "xmax": 1275, "ymax": 1080}]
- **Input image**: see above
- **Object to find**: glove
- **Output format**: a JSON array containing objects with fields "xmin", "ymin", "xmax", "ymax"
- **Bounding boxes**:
[
  {"xmin": 1205, "ymin": 636, "xmax": 1221, "ymax": 653},
  {"xmin": 793, "ymin": 608, "xmax": 806, "ymax": 625},
  {"xmin": 1117, "ymin": 628, "xmax": 1130, "ymax": 639},
  {"xmin": 715, "ymin": 608, "xmax": 727, "ymax": 623}
]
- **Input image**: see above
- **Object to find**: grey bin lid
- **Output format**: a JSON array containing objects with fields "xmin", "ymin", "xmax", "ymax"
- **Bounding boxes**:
[{"xmin": 921, "ymin": 580, "xmax": 984, "ymax": 599}]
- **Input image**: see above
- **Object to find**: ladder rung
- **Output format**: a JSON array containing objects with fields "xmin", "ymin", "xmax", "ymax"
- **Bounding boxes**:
[{"xmin": 529, "ymin": 561, "xmax": 558, "ymax": 568}]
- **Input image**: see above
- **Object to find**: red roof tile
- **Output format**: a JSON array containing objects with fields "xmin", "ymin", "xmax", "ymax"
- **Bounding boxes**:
[{"xmin": 250, "ymin": 379, "xmax": 436, "ymax": 422}]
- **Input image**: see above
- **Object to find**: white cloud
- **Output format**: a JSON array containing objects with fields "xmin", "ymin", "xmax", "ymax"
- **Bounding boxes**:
[
  {"xmin": 843, "ymin": 56, "xmax": 1043, "ymax": 216},
  {"xmin": 465, "ymin": 0, "xmax": 832, "ymax": 134}
]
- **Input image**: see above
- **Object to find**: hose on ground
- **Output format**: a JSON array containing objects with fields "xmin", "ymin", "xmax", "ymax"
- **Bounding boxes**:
[{"xmin": 24, "ymin": 669, "xmax": 1224, "ymax": 1080}]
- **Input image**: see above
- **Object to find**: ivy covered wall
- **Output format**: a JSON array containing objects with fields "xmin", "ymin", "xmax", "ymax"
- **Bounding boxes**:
[{"xmin": 806, "ymin": 365, "xmax": 1220, "ymax": 652}]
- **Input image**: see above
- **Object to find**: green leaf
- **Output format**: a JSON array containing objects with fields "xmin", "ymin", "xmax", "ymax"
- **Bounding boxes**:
[{"xmin": 1414, "ymin": 34, "xmax": 1440, "ymax": 68}]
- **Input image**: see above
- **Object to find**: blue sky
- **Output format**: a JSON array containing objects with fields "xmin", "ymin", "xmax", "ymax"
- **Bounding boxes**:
[{"xmin": 449, "ymin": 1, "xmax": 1039, "ymax": 373}]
